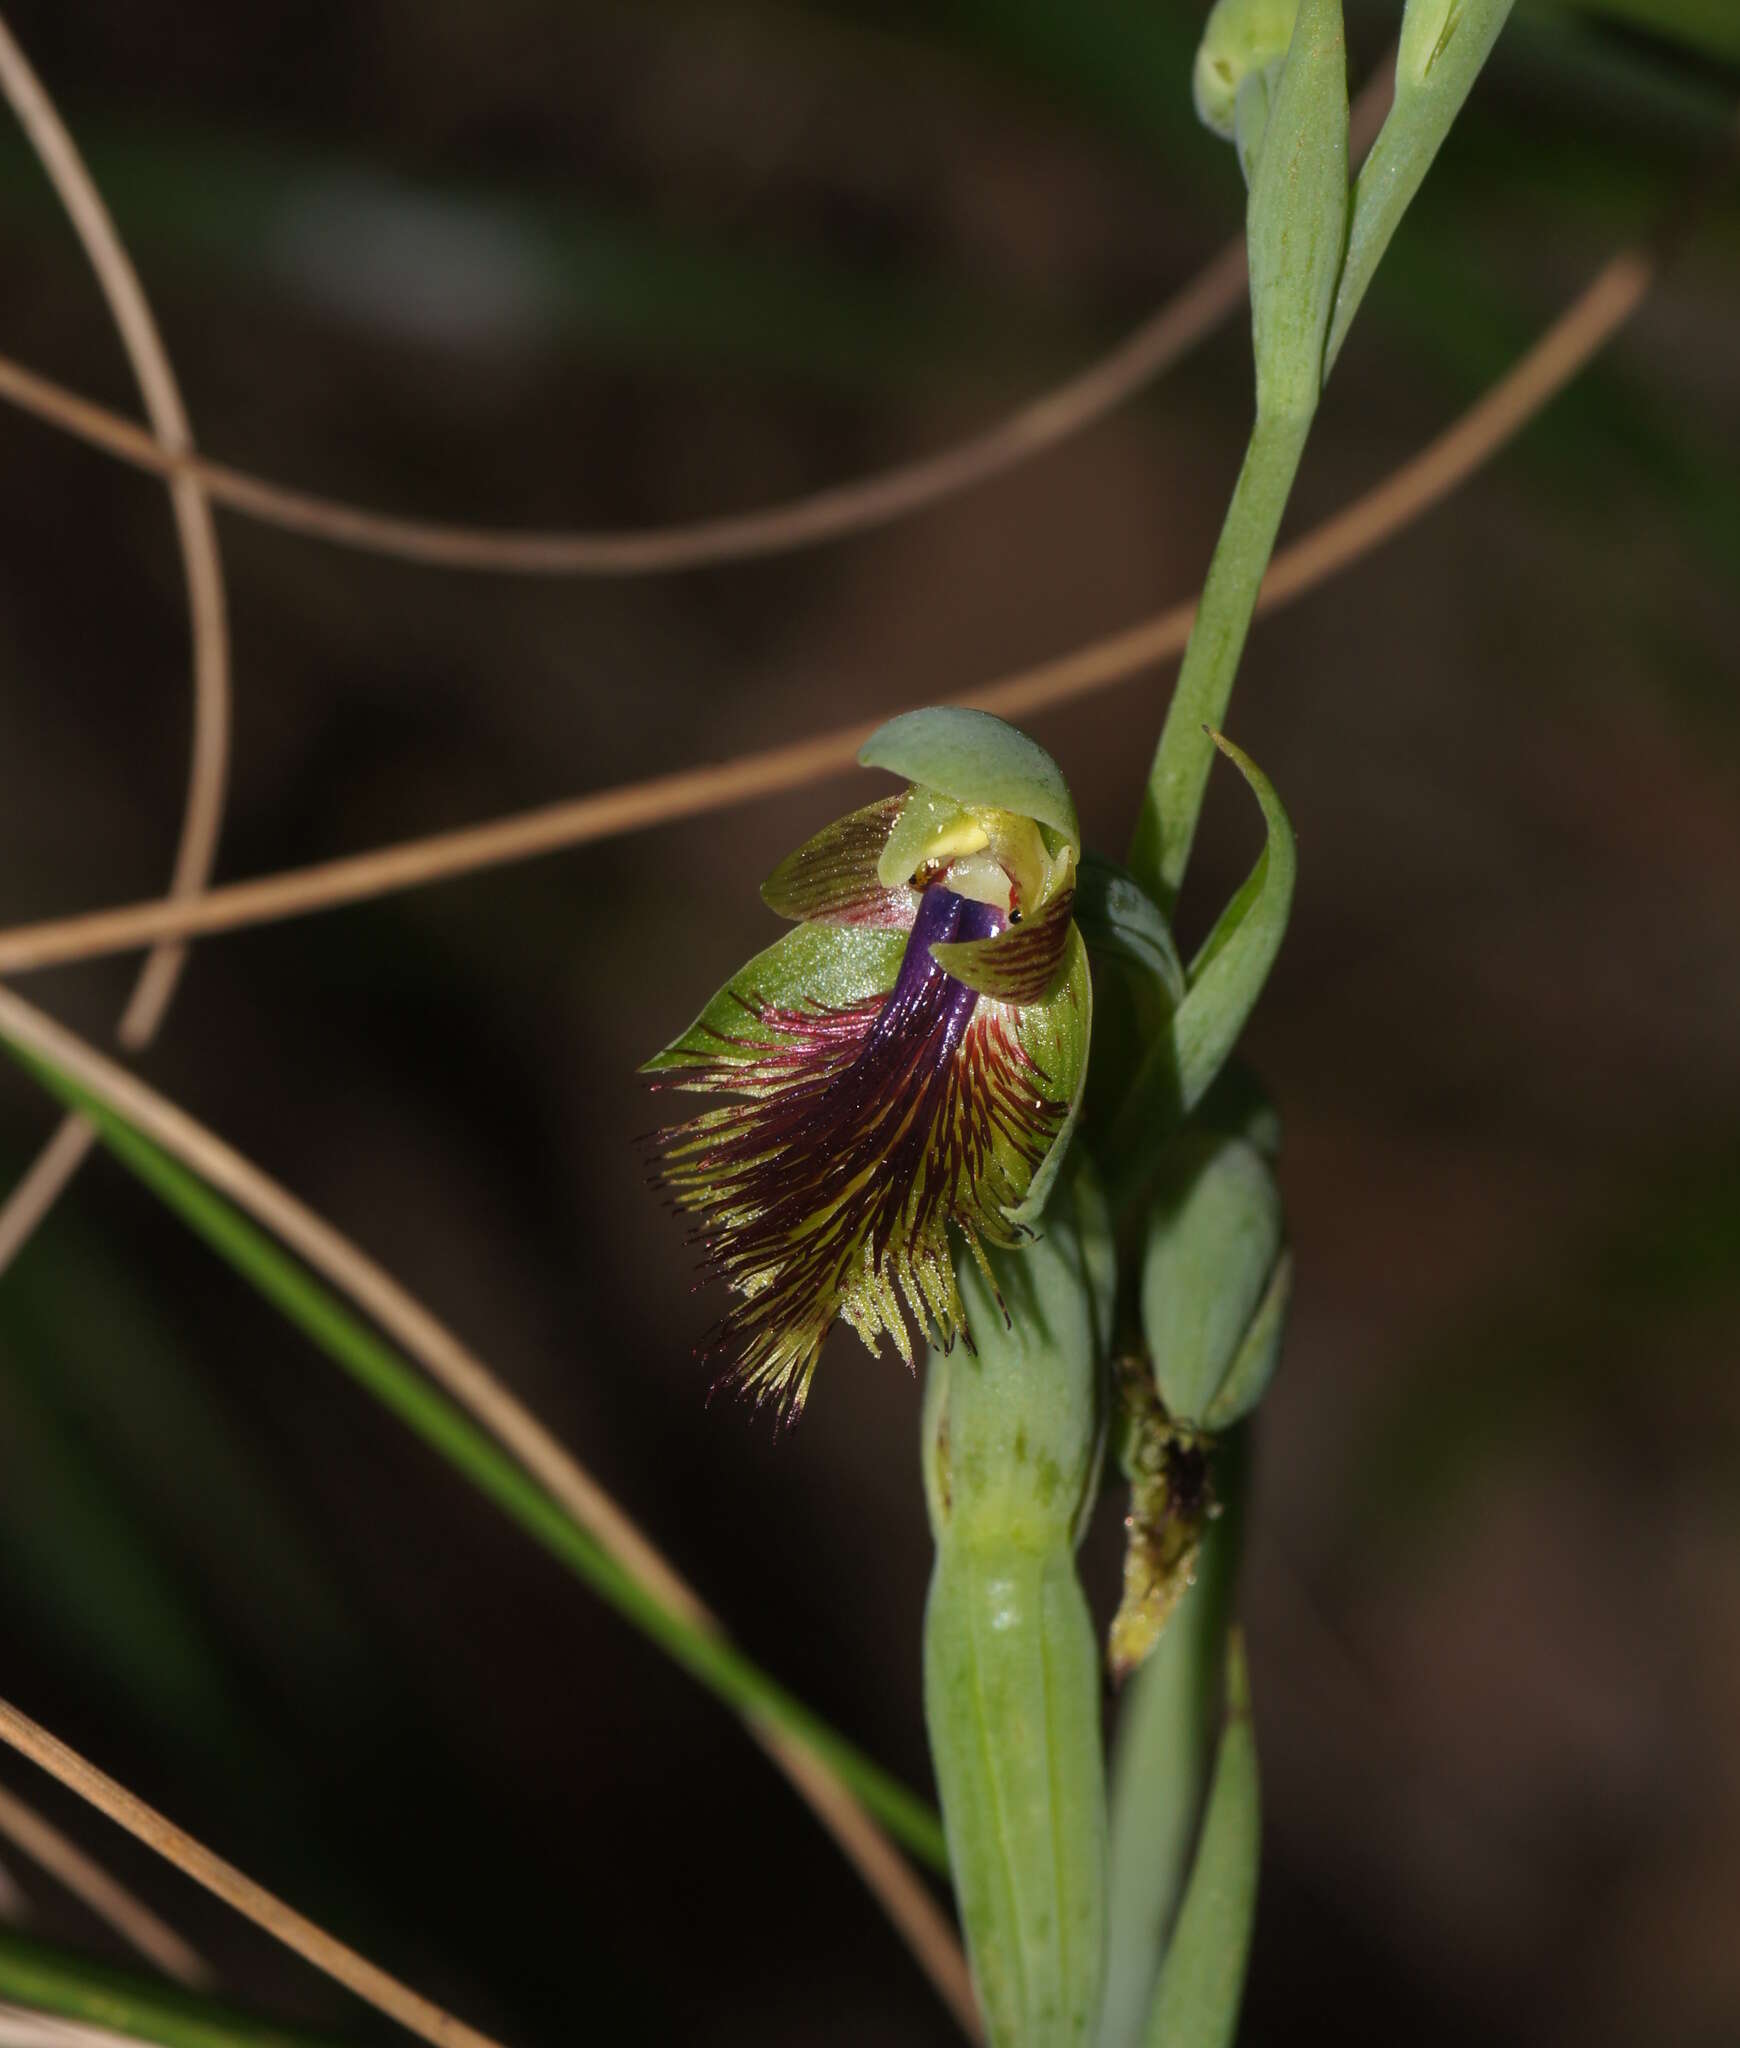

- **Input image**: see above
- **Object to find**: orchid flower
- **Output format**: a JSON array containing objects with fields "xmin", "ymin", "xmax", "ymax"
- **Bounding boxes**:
[{"xmin": 647, "ymin": 708, "xmax": 1092, "ymax": 1416}]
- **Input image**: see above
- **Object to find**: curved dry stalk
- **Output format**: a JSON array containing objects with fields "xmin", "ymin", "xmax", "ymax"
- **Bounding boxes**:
[
  {"xmin": 0, "ymin": 1787, "xmax": 209, "ymax": 1991},
  {"xmin": 0, "ymin": 70, "xmax": 1394, "ymax": 580},
  {"xmin": 0, "ymin": 984, "xmax": 979, "ymax": 2041},
  {"xmin": 0, "ymin": 219, "xmax": 1682, "ymax": 983},
  {"xmin": 0, "ymin": 1698, "xmax": 504, "ymax": 2048},
  {"xmin": 0, "ymin": 14, "xmax": 230, "ymax": 1274},
  {"xmin": 0, "ymin": 247, "xmax": 1242, "ymax": 574}
]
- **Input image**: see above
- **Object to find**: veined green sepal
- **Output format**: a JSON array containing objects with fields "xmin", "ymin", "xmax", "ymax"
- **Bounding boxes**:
[
  {"xmin": 644, "ymin": 921, "xmax": 907, "ymax": 1081},
  {"xmin": 1003, "ymin": 920, "xmax": 1093, "ymax": 1230}
]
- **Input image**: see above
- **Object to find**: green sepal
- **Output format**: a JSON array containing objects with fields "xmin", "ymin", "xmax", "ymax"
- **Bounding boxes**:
[
  {"xmin": 860, "ymin": 706, "xmax": 1080, "ymax": 850},
  {"xmin": 1142, "ymin": 1634, "xmax": 1260, "ymax": 2048},
  {"xmin": 1246, "ymin": 0, "xmax": 1350, "ymax": 420},
  {"xmin": 1004, "ymin": 922, "xmax": 1093, "ymax": 1230},
  {"xmin": 1100, "ymin": 736, "xmax": 1296, "ymax": 1211},
  {"xmin": 642, "ymin": 922, "xmax": 905, "ymax": 1077}
]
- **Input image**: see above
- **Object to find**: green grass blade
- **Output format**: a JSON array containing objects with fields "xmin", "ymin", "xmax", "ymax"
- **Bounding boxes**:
[
  {"xmin": 3, "ymin": 1045, "xmax": 948, "ymax": 1876},
  {"xmin": 1142, "ymin": 1634, "xmax": 1260, "ymax": 2048},
  {"xmin": 0, "ymin": 1928, "xmax": 335, "ymax": 2048},
  {"xmin": 1549, "ymin": 0, "xmax": 1740, "ymax": 62},
  {"xmin": 1098, "ymin": 1433, "xmax": 1246, "ymax": 2048}
]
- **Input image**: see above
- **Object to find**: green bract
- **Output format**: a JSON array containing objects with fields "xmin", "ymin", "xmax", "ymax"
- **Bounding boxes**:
[
  {"xmin": 1142, "ymin": 1634, "xmax": 1260, "ymax": 2048},
  {"xmin": 1142, "ymin": 1132, "xmax": 1289, "ymax": 1432},
  {"xmin": 647, "ymin": 710, "xmax": 1091, "ymax": 1415},
  {"xmin": 1105, "ymin": 735, "xmax": 1297, "ymax": 1211},
  {"xmin": 1326, "ymin": 0, "xmax": 1516, "ymax": 371}
]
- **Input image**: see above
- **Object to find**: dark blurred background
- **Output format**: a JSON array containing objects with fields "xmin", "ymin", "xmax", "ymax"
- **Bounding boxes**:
[{"xmin": 0, "ymin": 3, "xmax": 1736, "ymax": 2043}]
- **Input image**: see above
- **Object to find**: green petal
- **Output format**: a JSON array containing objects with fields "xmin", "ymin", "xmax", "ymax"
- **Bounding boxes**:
[
  {"xmin": 1005, "ymin": 922, "xmax": 1093, "ymax": 1228},
  {"xmin": 643, "ymin": 922, "xmax": 906, "ymax": 1076},
  {"xmin": 875, "ymin": 785, "xmax": 981, "ymax": 891},
  {"xmin": 930, "ymin": 890, "xmax": 1076, "ymax": 1006},
  {"xmin": 859, "ymin": 707, "xmax": 1080, "ymax": 849},
  {"xmin": 760, "ymin": 794, "xmax": 915, "ymax": 926}
]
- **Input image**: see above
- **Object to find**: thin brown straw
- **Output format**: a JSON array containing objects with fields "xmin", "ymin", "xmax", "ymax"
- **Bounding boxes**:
[
  {"xmin": 0, "ymin": 15, "xmax": 231, "ymax": 1274},
  {"xmin": 0, "ymin": 243, "xmax": 1241, "ymax": 574},
  {"xmin": 0, "ymin": 70, "xmax": 1395, "ymax": 579},
  {"xmin": 0, "ymin": 1784, "xmax": 210, "ymax": 1989},
  {"xmin": 0, "ymin": 218, "xmax": 1684, "ymax": 983},
  {"xmin": 0, "ymin": 1697, "xmax": 506, "ymax": 2048},
  {"xmin": 0, "ymin": 982, "xmax": 980, "ymax": 2040}
]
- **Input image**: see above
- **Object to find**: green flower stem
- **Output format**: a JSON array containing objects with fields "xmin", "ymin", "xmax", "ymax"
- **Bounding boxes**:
[
  {"xmin": 0, "ymin": 1928, "xmax": 334, "ymax": 2048},
  {"xmin": 921, "ymin": 1176, "xmax": 1114, "ymax": 2046},
  {"xmin": 1127, "ymin": 405, "xmax": 1312, "ymax": 915},
  {"xmin": 924, "ymin": 1543, "xmax": 1106, "ymax": 2046},
  {"xmin": 3, "ymin": 1043, "xmax": 949, "ymax": 1876}
]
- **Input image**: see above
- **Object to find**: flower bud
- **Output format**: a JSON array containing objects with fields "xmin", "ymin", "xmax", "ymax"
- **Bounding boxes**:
[
  {"xmin": 921, "ymin": 1166, "xmax": 1111, "ymax": 1553},
  {"xmin": 1245, "ymin": 0, "xmax": 1350, "ymax": 420},
  {"xmin": 1140, "ymin": 1130, "xmax": 1289, "ymax": 1432}
]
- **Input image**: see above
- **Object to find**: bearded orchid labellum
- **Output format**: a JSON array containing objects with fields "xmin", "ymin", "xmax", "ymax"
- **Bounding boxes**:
[{"xmin": 646, "ymin": 708, "xmax": 1092, "ymax": 1417}]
